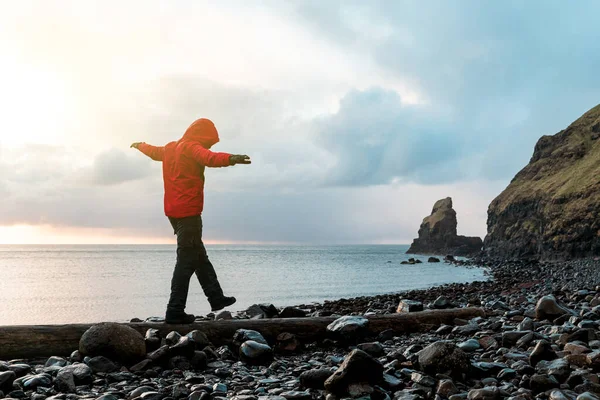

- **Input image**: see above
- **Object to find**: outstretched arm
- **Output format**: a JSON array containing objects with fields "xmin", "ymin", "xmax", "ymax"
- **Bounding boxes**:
[
  {"xmin": 131, "ymin": 142, "xmax": 165, "ymax": 161},
  {"xmin": 187, "ymin": 143, "xmax": 251, "ymax": 167}
]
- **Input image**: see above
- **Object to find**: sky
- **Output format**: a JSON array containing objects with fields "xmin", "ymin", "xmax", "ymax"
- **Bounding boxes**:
[{"xmin": 0, "ymin": 1, "xmax": 599, "ymax": 244}]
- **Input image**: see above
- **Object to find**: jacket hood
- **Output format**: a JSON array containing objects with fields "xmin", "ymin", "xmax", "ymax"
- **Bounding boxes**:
[{"xmin": 181, "ymin": 118, "xmax": 220, "ymax": 148}]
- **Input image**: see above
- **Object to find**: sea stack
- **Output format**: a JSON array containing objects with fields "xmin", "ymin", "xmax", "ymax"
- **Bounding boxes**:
[
  {"xmin": 484, "ymin": 104, "xmax": 600, "ymax": 260},
  {"xmin": 407, "ymin": 197, "xmax": 483, "ymax": 256}
]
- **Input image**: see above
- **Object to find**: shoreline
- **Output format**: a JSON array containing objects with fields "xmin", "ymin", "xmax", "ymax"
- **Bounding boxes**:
[{"xmin": 1, "ymin": 257, "xmax": 600, "ymax": 400}]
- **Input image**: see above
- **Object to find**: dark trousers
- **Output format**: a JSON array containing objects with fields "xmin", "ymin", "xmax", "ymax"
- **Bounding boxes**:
[{"xmin": 166, "ymin": 215, "xmax": 224, "ymax": 314}]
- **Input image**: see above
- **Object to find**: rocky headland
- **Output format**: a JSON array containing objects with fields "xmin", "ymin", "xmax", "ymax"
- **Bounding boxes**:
[
  {"xmin": 485, "ymin": 104, "xmax": 600, "ymax": 260},
  {"xmin": 407, "ymin": 198, "xmax": 483, "ymax": 256}
]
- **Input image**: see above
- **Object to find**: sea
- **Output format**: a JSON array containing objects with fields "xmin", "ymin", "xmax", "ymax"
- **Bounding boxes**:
[{"xmin": 0, "ymin": 244, "xmax": 488, "ymax": 325}]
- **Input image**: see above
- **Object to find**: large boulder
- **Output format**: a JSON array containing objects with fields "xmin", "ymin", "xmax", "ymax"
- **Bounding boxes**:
[
  {"xmin": 407, "ymin": 197, "xmax": 482, "ymax": 256},
  {"xmin": 484, "ymin": 104, "xmax": 600, "ymax": 260},
  {"xmin": 79, "ymin": 323, "xmax": 146, "ymax": 365}
]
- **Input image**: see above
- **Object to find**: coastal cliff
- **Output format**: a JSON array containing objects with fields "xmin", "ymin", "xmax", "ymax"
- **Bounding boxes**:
[
  {"xmin": 407, "ymin": 197, "xmax": 483, "ymax": 256},
  {"xmin": 484, "ymin": 104, "xmax": 600, "ymax": 260}
]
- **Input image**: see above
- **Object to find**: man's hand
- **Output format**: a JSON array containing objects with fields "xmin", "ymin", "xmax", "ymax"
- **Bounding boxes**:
[
  {"xmin": 229, "ymin": 154, "xmax": 251, "ymax": 165},
  {"xmin": 130, "ymin": 142, "xmax": 143, "ymax": 149}
]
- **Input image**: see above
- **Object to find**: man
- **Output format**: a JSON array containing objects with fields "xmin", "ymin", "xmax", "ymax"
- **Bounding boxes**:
[{"xmin": 131, "ymin": 118, "xmax": 251, "ymax": 324}]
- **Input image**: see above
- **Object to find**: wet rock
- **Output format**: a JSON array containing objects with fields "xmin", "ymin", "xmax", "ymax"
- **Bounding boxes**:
[
  {"xmin": 279, "ymin": 307, "xmax": 307, "ymax": 318},
  {"xmin": 326, "ymin": 316, "xmax": 369, "ymax": 342},
  {"xmin": 586, "ymin": 350, "xmax": 600, "ymax": 368},
  {"xmin": 129, "ymin": 386, "xmax": 156, "ymax": 399},
  {"xmin": 502, "ymin": 331, "xmax": 531, "ymax": 347},
  {"xmin": 549, "ymin": 390, "xmax": 574, "ymax": 400},
  {"xmin": 535, "ymin": 296, "xmax": 574, "ymax": 321},
  {"xmin": 394, "ymin": 390, "xmax": 424, "ymax": 400},
  {"xmin": 239, "ymin": 341, "xmax": 273, "ymax": 365},
  {"xmin": 411, "ymin": 372, "xmax": 436, "ymax": 387},
  {"xmin": 18, "ymin": 373, "xmax": 53, "ymax": 389},
  {"xmin": 418, "ymin": 341, "xmax": 470, "ymax": 378},
  {"xmin": 324, "ymin": 349, "xmax": 383, "ymax": 395},
  {"xmin": 87, "ymin": 356, "xmax": 118, "ymax": 373},
  {"xmin": 45, "ymin": 356, "xmax": 67, "ymax": 368},
  {"xmin": 130, "ymin": 359, "xmax": 153, "ymax": 372},
  {"xmin": 397, "ymin": 300, "xmax": 424, "ymax": 313},
  {"xmin": 428, "ymin": 257, "xmax": 441, "ymax": 263},
  {"xmin": 79, "ymin": 322, "xmax": 146, "ymax": 364},
  {"xmin": 147, "ymin": 345, "xmax": 171, "ymax": 364},
  {"xmin": 299, "ymin": 369, "xmax": 333, "ymax": 390}
]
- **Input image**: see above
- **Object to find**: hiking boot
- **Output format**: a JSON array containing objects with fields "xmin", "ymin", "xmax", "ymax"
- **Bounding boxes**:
[
  {"xmin": 210, "ymin": 296, "xmax": 236, "ymax": 312},
  {"xmin": 165, "ymin": 312, "xmax": 196, "ymax": 324}
]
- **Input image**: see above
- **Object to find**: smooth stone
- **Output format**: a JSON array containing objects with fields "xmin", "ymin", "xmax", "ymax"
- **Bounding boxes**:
[
  {"xmin": 467, "ymin": 387, "xmax": 499, "ymax": 400},
  {"xmin": 458, "ymin": 339, "xmax": 481, "ymax": 352},
  {"xmin": 240, "ymin": 341, "xmax": 274, "ymax": 365},
  {"xmin": 279, "ymin": 307, "xmax": 307, "ymax": 318},
  {"xmin": 87, "ymin": 356, "xmax": 118, "ymax": 373},
  {"xmin": 530, "ymin": 340, "xmax": 558, "ymax": 366},
  {"xmin": 535, "ymin": 296, "xmax": 574, "ymax": 321},
  {"xmin": 233, "ymin": 329, "xmax": 268, "ymax": 348},
  {"xmin": 357, "ymin": 342, "xmax": 385, "ymax": 357},
  {"xmin": 326, "ymin": 316, "xmax": 369, "ymax": 341},
  {"xmin": 79, "ymin": 322, "xmax": 146, "ymax": 364},
  {"xmin": 280, "ymin": 391, "xmax": 311, "ymax": 400},
  {"xmin": 185, "ymin": 330, "xmax": 212, "ymax": 349}
]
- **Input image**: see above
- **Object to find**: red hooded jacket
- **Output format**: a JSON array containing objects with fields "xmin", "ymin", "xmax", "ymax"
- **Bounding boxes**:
[{"xmin": 137, "ymin": 118, "xmax": 232, "ymax": 218}]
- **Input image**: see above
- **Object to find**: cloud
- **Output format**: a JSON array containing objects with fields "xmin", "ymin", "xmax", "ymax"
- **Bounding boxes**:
[{"xmin": 87, "ymin": 148, "xmax": 152, "ymax": 186}]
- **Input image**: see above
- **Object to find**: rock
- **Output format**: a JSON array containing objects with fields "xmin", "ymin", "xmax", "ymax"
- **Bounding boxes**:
[
  {"xmin": 233, "ymin": 329, "xmax": 268, "ymax": 349},
  {"xmin": 190, "ymin": 351, "xmax": 207, "ymax": 370},
  {"xmin": 549, "ymin": 390, "xmax": 574, "ymax": 400},
  {"xmin": 530, "ymin": 374, "xmax": 560, "ymax": 393},
  {"xmin": 239, "ymin": 341, "xmax": 273, "ymax": 365},
  {"xmin": 144, "ymin": 328, "xmax": 161, "ymax": 353},
  {"xmin": 586, "ymin": 350, "xmax": 600, "ymax": 368},
  {"xmin": 397, "ymin": 300, "xmax": 424, "ymax": 313},
  {"xmin": 215, "ymin": 310, "xmax": 232, "ymax": 320},
  {"xmin": 467, "ymin": 387, "xmax": 499, "ymax": 400},
  {"xmin": 394, "ymin": 391, "xmax": 424, "ymax": 400},
  {"xmin": 326, "ymin": 315, "xmax": 369, "ymax": 342},
  {"xmin": 169, "ymin": 336, "xmax": 196, "ymax": 358},
  {"xmin": 486, "ymin": 104, "xmax": 600, "ymax": 260},
  {"xmin": 279, "ymin": 307, "xmax": 307, "ymax": 318},
  {"xmin": 45, "ymin": 356, "xmax": 67, "ymax": 368},
  {"xmin": 147, "ymin": 345, "xmax": 171, "ymax": 364},
  {"xmin": 129, "ymin": 386, "xmax": 156, "ymax": 399},
  {"xmin": 357, "ymin": 342, "xmax": 385, "ymax": 357},
  {"xmin": 185, "ymin": 330, "xmax": 212, "ymax": 349},
  {"xmin": 458, "ymin": 339, "xmax": 481, "ymax": 352},
  {"xmin": 79, "ymin": 322, "xmax": 146, "ymax": 364},
  {"xmin": 0, "ymin": 371, "xmax": 16, "ymax": 392},
  {"xmin": 428, "ymin": 257, "xmax": 441, "ymax": 263},
  {"xmin": 18, "ymin": 374, "xmax": 52, "ymax": 389},
  {"xmin": 324, "ymin": 349, "xmax": 383, "ymax": 395},
  {"xmin": 300, "ymin": 369, "xmax": 334, "ymax": 390},
  {"xmin": 280, "ymin": 391, "xmax": 311, "ymax": 400},
  {"xmin": 407, "ymin": 197, "xmax": 482, "ymax": 256},
  {"xmin": 87, "ymin": 356, "xmax": 118, "ymax": 373},
  {"xmin": 54, "ymin": 368, "xmax": 76, "ymax": 393},
  {"xmin": 411, "ymin": 372, "xmax": 436, "ymax": 387},
  {"xmin": 246, "ymin": 304, "xmax": 279, "ymax": 319},
  {"xmin": 55, "ymin": 363, "xmax": 92, "ymax": 392},
  {"xmin": 275, "ymin": 332, "xmax": 302, "ymax": 353},
  {"xmin": 577, "ymin": 393, "xmax": 600, "ymax": 400},
  {"xmin": 417, "ymin": 341, "xmax": 470, "ymax": 378},
  {"xmin": 530, "ymin": 340, "xmax": 558, "ymax": 366},
  {"xmin": 165, "ymin": 331, "xmax": 182, "ymax": 345},
  {"xmin": 535, "ymin": 295, "xmax": 574, "ymax": 321},
  {"xmin": 130, "ymin": 359, "xmax": 153, "ymax": 372},
  {"xmin": 168, "ymin": 355, "xmax": 191, "ymax": 370},
  {"xmin": 437, "ymin": 379, "xmax": 458, "ymax": 397},
  {"xmin": 432, "ymin": 296, "xmax": 452, "ymax": 309}
]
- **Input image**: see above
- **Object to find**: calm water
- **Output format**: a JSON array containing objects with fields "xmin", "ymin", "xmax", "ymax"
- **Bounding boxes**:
[{"xmin": 0, "ymin": 245, "xmax": 487, "ymax": 325}]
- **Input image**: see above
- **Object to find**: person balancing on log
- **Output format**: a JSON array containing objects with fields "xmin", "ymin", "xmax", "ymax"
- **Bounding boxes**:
[{"xmin": 131, "ymin": 118, "xmax": 251, "ymax": 324}]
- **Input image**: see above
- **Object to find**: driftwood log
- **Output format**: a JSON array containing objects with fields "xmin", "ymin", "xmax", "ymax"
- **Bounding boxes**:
[{"xmin": 0, "ymin": 307, "xmax": 484, "ymax": 360}]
